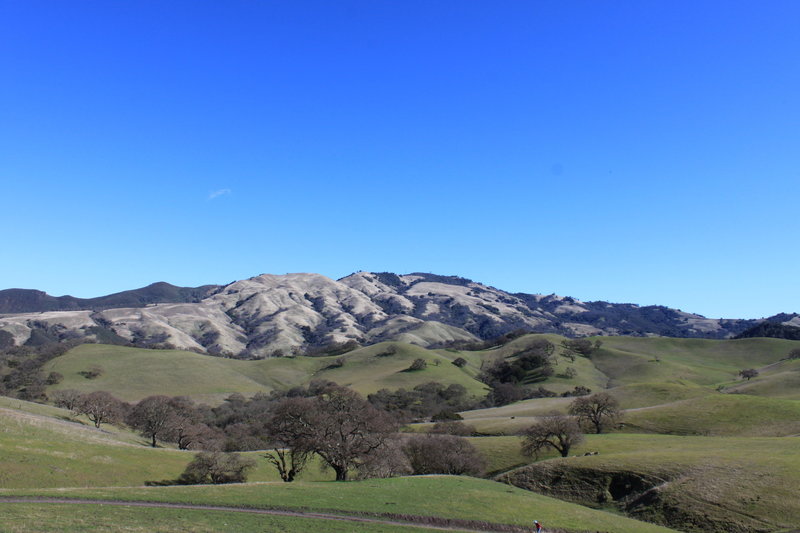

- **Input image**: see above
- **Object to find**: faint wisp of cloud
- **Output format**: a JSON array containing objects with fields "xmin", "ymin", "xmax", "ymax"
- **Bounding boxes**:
[{"xmin": 208, "ymin": 188, "xmax": 232, "ymax": 200}]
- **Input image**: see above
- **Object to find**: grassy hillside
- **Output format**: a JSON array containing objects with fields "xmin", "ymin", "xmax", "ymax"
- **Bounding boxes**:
[
  {"xmin": 44, "ymin": 342, "xmax": 488, "ymax": 404},
  {"xmin": 0, "ymin": 398, "xmax": 333, "ymax": 488},
  {"xmin": 2, "ymin": 476, "xmax": 677, "ymax": 533},
  {"xmin": 622, "ymin": 393, "xmax": 800, "ymax": 436},
  {"xmin": 594, "ymin": 336, "xmax": 800, "ymax": 389},
  {"xmin": 0, "ymin": 503, "xmax": 437, "ymax": 533},
  {"xmin": 499, "ymin": 433, "xmax": 800, "ymax": 533}
]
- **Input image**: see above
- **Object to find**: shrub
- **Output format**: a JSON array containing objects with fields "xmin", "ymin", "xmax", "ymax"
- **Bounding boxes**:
[
  {"xmin": 408, "ymin": 358, "xmax": 427, "ymax": 371},
  {"xmin": 452, "ymin": 357, "xmax": 467, "ymax": 367},
  {"xmin": 79, "ymin": 366, "xmax": 104, "ymax": 379},
  {"xmin": 178, "ymin": 452, "xmax": 255, "ymax": 484},
  {"xmin": 403, "ymin": 434, "xmax": 486, "ymax": 475},
  {"xmin": 45, "ymin": 371, "xmax": 63, "ymax": 385}
]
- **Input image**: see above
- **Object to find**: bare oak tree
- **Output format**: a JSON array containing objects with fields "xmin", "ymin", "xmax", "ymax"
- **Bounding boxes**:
[
  {"xmin": 266, "ymin": 385, "xmax": 396, "ymax": 481},
  {"xmin": 127, "ymin": 395, "xmax": 175, "ymax": 447},
  {"xmin": 568, "ymin": 392, "xmax": 622, "ymax": 434},
  {"xmin": 521, "ymin": 413, "xmax": 584, "ymax": 458},
  {"xmin": 75, "ymin": 391, "xmax": 126, "ymax": 428},
  {"xmin": 263, "ymin": 397, "xmax": 313, "ymax": 482}
]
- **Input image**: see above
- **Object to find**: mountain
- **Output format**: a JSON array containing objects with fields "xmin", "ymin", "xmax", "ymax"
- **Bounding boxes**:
[
  {"xmin": 0, "ymin": 282, "xmax": 219, "ymax": 313},
  {"xmin": 0, "ymin": 272, "xmax": 795, "ymax": 358}
]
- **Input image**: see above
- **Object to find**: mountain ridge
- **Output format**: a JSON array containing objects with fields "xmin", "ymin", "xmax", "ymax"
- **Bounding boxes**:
[{"xmin": 0, "ymin": 271, "xmax": 796, "ymax": 358}]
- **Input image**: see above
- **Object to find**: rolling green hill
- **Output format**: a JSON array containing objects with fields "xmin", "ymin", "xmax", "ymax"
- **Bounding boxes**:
[
  {"xmin": 2, "ymin": 476, "xmax": 677, "ymax": 533},
  {"xmin": 499, "ymin": 433, "xmax": 800, "ymax": 533},
  {"xmin": 43, "ymin": 342, "xmax": 489, "ymax": 404},
  {"xmin": 12, "ymin": 333, "xmax": 800, "ymax": 532}
]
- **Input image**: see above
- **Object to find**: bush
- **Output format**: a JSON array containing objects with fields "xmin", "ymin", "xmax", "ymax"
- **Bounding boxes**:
[
  {"xmin": 79, "ymin": 366, "xmax": 104, "ymax": 379},
  {"xmin": 452, "ymin": 357, "xmax": 467, "ymax": 367},
  {"xmin": 403, "ymin": 434, "xmax": 486, "ymax": 475},
  {"xmin": 408, "ymin": 358, "xmax": 427, "ymax": 371},
  {"xmin": 178, "ymin": 452, "xmax": 255, "ymax": 484},
  {"xmin": 45, "ymin": 371, "xmax": 63, "ymax": 385}
]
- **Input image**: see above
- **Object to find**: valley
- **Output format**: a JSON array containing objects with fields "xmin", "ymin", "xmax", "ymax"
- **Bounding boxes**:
[{"xmin": 1, "ymin": 331, "xmax": 799, "ymax": 532}]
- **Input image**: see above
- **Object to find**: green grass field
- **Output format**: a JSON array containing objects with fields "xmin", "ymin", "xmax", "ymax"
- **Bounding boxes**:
[
  {"xmin": 0, "ymin": 502, "xmax": 441, "ymax": 533},
  {"xmin": 499, "ymin": 433, "xmax": 800, "ymax": 533},
  {"xmin": 1, "ymin": 476, "xmax": 677, "ymax": 533},
  {"xmin": 6, "ymin": 334, "xmax": 800, "ymax": 532},
  {"xmin": 44, "ymin": 342, "xmax": 489, "ymax": 404},
  {"xmin": 0, "ymin": 399, "xmax": 334, "ymax": 488}
]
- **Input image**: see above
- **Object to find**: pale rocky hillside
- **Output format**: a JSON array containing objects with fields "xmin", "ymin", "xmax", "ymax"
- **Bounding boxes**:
[{"xmin": 0, "ymin": 271, "xmax": 785, "ymax": 358}]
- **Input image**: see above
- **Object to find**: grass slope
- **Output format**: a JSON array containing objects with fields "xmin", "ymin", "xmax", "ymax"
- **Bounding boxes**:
[
  {"xmin": 44, "ymin": 342, "xmax": 489, "ymax": 404},
  {"xmin": 2, "ymin": 476, "xmax": 677, "ymax": 533},
  {"xmin": 594, "ymin": 337, "xmax": 800, "ymax": 389},
  {"xmin": 0, "ymin": 502, "xmax": 436, "ymax": 533},
  {"xmin": 0, "ymin": 399, "xmax": 333, "ymax": 488},
  {"xmin": 499, "ymin": 433, "xmax": 800, "ymax": 533}
]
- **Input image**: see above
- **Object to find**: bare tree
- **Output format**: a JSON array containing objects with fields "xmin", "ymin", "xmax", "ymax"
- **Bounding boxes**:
[
  {"xmin": 569, "ymin": 392, "xmax": 622, "ymax": 434},
  {"xmin": 127, "ymin": 395, "xmax": 175, "ymax": 447},
  {"xmin": 178, "ymin": 451, "xmax": 256, "ymax": 484},
  {"xmin": 521, "ymin": 413, "xmax": 584, "ymax": 458},
  {"xmin": 267, "ymin": 385, "xmax": 396, "ymax": 481},
  {"xmin": 163, "ymin": 396, "xmax": 219, "ymax": 450},
  {"xmin": 52, "ymin": 389, "xmax": 82, "ymax": 411},
  {"xmin": 402, "ymin": 434, "xmax": 486, "ymax": 475},
  {"xmin": 263, "ymin": 397, "xmax": 313, "ymax": 482},
  {"xmin": 75, "ymin": 391, "xmax": 126, "ymax": 428}
]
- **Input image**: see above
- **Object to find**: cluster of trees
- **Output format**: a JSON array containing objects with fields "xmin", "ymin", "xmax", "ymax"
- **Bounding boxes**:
[
  {"xmin": 54, "ymin": 381, "xmax": 487, "ymax": 484},
  {"xmin": 478, "ymin": 339, "xmax": 557, "ymax": 407},
  {"xmin": 367, "ymin": 382, "xmax": 472, "ymax": 422},
  {"xmin": 521, "ymin": 392, "xmax": 622, "ymax": 458},
  {"xmin": 0, "ymin": 339, "xmax": 82, "ymax": 400},
  {"xmin": 560, "ymin": 338, "xmax": 602, "ymax": 361},
  {"xmin": 734, "ymin": 321, "xmax": 800, "ymax": 341}
]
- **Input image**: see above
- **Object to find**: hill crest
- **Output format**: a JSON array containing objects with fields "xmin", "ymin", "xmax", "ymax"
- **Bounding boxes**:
[{"xmin": 1, "ymin": 271, "xmax": 796, "ymax": 357}]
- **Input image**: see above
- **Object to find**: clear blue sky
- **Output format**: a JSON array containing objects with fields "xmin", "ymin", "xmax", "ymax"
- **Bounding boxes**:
[{"xmin": 2, "ymin": 1, "xmax": 798, "ymax": 319}]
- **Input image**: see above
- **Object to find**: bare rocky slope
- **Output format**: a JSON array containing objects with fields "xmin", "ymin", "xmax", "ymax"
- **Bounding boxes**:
[{"xmin": 0, "ymin": 272, "xmax": 795, "ymax": 358}]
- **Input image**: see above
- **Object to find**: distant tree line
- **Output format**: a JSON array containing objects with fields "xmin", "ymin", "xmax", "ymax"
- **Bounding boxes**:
[
  {"xmin": 734, "ymin": 321, "xmax": 800, "ymax": 341},
  {"xmin": 50, "ymin": 380, "xmax": 487, "ymax": 484}
]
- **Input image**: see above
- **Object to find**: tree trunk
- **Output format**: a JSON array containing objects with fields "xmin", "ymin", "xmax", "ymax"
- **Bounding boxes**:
[
  {"xmin": 333, "ymin": 465, "xmax": 348, "ymax": 481},
  {"xmin": 151, "ymin": 434, "xmax": 157, "ymax": 447}
]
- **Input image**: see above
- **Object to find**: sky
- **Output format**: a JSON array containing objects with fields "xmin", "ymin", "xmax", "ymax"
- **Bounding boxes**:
[{"xmin": 1, "ymin": 1, "xmax": 799, "ymax": 319}]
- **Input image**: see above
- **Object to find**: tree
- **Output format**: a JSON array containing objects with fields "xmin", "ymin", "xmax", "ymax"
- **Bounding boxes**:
[
  {"xmin": 402, "ymin": 434, "xmax": 486, "ymax": 475},
  {"xmin": 521, "ymin": 414, "xmax": 584, "ymax": 458},
  {"xmin": 739, "ymin": 368, "xmax": 759, "ymax": 381},
  {"xmin": 263, "ymin": 397, "xmax": 312, "ymax": 482},
  {"xmin": 178, "ymin": 452, "xmax": 255, "ymax": 484},
  {"xmin": 127, "ymin": 395, "xmax": 175, "ymax": 447},
  {"xmin": 788, "ymin": 348, "xmax": 800, "ymax": 360},
  {"xmin": 52, "ymin": 389, "xmax": 82, "ymax": 411},
  {"xmin": 269, "ymin": 385, "xmax": 397, "ymax": 481},
  {"xmin": 75, "ymin": 391, "xmax": 126, "ymax": 428},
  {"xmin": 163, "ymin": 396, "xmax": 218, "ymax": 450},
  {"xmin": 568, "ymin": 392, "xmax": 622, "ymax": 434},
  {"xmin": 409, "ymin": 358, "xmax": 427, "ymax": 371},
  {"xmin": 561, "ymin": 338, "xmax": 600, "ymax": 358}
]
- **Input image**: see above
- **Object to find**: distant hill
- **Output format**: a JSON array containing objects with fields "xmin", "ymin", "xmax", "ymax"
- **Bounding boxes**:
[
  {"xmin": 733, "ymin": 319, "xmax": 800, "ymax": 340},
  {"xmin": 0, "ymin": 271, "xmax": 796, "ymax": 358},
  {"xmin": 0, "ymin": 282, "xmax": 219, "ymax": 313}
]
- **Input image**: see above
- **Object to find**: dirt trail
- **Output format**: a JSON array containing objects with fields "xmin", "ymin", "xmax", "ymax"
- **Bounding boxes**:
[{"xmin": 0, "ymin": 496, "xmax": 531, "ymax": 532}]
